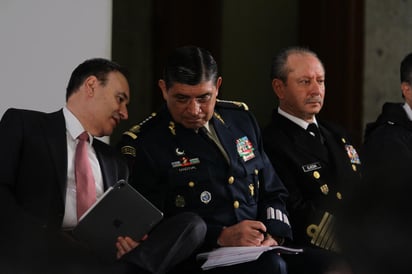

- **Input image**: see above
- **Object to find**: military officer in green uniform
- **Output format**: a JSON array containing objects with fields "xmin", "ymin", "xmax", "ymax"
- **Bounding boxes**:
[{"xmin": 118, "ymin": 46, "xmax": 292, "ymax": 274}]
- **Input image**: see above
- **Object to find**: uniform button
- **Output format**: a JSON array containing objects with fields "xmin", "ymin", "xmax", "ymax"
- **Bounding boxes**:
[
  {"xmin": 313, "ymin": 171, "xmax": 320, "ymax": 179},
  {"xmin": 352, "ymin": 164, "xmax": 357, "ymax": 172},
  {"xmin": 233, "ymin": 200, "xmax": 240, "ymax": 209},
  {"xmin": 228, "ymin": 176, "xmax": 235, "ymax": 184},
  {"xmin": 336, "ymin": 192, "xmax": 342, "ymax": 200},
  {"xmin": 254, "ymin": 169, "xmax": 259, "ymax": 175},
  {"xmin": 188, "ymin": 181, "xmax": 195, "ymax": 187}
]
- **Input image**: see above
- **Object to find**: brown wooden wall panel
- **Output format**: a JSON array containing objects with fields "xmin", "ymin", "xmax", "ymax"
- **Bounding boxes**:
[
  {"xmin": 152, "ymin": 0, "xmax": 223, "ymax": 109},
  {"xmin": 298, "ymin": 0, "xmax": 364, "ymax": 146}
]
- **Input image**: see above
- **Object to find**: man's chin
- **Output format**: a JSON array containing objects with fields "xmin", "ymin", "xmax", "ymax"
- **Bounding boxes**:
[{"xmin": 182, "ymin": 121, "xmax": 205, "ymax": 129}]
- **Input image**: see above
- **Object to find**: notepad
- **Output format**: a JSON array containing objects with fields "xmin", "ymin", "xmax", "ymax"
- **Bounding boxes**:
[{"xmin": 72, "ymin": 180, "xmax": 164, "ymax": 260}]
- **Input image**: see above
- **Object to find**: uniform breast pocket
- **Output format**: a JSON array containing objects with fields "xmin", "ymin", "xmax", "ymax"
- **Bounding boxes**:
[{"xmin": 167, "ymin": 163, "xmax": 211, "ymax": 209}]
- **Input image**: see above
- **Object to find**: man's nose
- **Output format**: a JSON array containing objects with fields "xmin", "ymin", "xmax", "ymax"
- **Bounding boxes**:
[
  {"xmin": 119, "ymin": 105, "xmax": 129, "ymax": 120},
  {"xmin": 187, "ymin": 99, "xmax": 201, "ymax": 114},
  {"xmin": 310, "ymin": 81, "xmax": 323, "ymax": 94}
]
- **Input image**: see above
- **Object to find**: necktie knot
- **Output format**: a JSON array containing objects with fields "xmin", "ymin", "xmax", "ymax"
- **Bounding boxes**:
[
  {"xmin": 307, "ymin": 123, "xmax": 319, "ymax": 136},
  {"xmin": 78, "ymin": 131, "xmax": 89, "ymax": 142},
  {"xmin": 307, "ymin": 123, "xmax": 323, "ymax": 143}
]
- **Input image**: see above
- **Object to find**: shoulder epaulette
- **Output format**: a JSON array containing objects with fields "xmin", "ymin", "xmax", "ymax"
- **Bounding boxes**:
[
  {"xmin": 216, "ymin": 99, "xmax": 249, "ymax": 111},
  {"xmin": 122, "ymin": 112, "xmax": 157, "ymax": 140}
]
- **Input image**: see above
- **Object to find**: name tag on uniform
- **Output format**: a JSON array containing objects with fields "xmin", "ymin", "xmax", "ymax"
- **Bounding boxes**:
[{"xmin": 302, "ymin": 162, "xmax": 322, "ymax": 172}]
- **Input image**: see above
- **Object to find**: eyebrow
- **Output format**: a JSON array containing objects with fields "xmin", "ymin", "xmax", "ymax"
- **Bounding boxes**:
[{"xmin": 174, "ymin": 92, "xmax": 212, "ymax": 98}]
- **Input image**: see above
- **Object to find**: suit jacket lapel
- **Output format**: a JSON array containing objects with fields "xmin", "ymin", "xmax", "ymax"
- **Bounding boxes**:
[
  {"xmin": 43, "ymin": 110, "xmax": 68, "ymax": 200},
  {"xmin": 210, "ymin": 115, "xmax": 239, "ymax": 164},
  {"xmin": 93, "ymin": 140, "xmax": 118, "ymax": 189}
]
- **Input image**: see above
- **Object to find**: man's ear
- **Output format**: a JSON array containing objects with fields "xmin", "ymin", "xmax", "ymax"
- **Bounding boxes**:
[
  {"xmin": 84, "ymin": 75, "xmax": 98, "ymax": 96},
  {"xmin": 216, "ymin": 76, "xmax": 223, "ymax": 96},
  {"xmin": 401, "ymin": 82, "xmax": 411, "ymax": 97},
  {"xmin": 272, "ymin": 78, "xmax": 285, "ymax": 99},
  {"xmin": 158, "ymin": 79, "xmax": 168, "ymax": 100}
]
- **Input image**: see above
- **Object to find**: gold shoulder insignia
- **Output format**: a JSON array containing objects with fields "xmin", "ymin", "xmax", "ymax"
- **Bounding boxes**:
[
  {"xmin": 216, "ymin": 99, "xmax": 249, "ymax": 111},
  {"xmin": 213, "ymin": 112, "xmax": 225, "ymax": 124},
  {"xmin": 122, "ymin": 112, "xmax": 157, "ymax": 140}
]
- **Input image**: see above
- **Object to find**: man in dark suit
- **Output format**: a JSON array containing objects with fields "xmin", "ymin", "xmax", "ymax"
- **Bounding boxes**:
[
  {"xmin": 262, "ymin": 47, "xmax": 360, "ymax": 274},
  {"xmin": 336, "ymin": 52, "xmax": 412, "ymax": 274},
  {"xmin": 118, "ymin": 46, "xmax": 292, "ymax": 274},
  {"xmin": 0, "ymin": 58, "xmax": 206, "ymax": 274}
]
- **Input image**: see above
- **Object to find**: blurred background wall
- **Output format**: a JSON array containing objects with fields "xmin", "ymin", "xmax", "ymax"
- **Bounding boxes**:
[{"xmin": 0, "ymin": 0, "xmax": 112, "ymax": 117}]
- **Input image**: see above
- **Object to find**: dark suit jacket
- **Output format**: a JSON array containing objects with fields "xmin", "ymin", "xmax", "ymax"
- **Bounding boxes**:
[
  {"xmin": 119, "ymin": 102, "xmax": 292, "ymax": 250},
  {"xmin": 0, "ymin": 108, "xmax": 129, "ymax": 272},
  {"xmin": 262, "ymin": 110, "xmax": 361, "ymax": 250}
]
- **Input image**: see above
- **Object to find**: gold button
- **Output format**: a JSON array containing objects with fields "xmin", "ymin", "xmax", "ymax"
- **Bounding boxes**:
[
  {"xmin": 188, "ymin": 181, "xmax": 195, "ymax": 187},
  {"xmin": 313, "ymin": 171, "xmax": 320, "ymax": 179},
  {"xmin": 254, "ymin": 169, "xmax": 259, "ymax": 175},
  {"xmin": 228, "ymin": 176, "xmax": 235, "ymax": 184},
  {"xmin": 352, "ymin": 164, "xmax": 357, "ymax": 172},
  {"xmin": 233, "ymin": 200, "xmax": 240, "ymax": 208},
  {"xmin": 341, "ymin": 138, "xmax": 346, "ymax": 143},
  {"xmin": 336, "ymin": 192, "xmax": 342, "ymax": 200}
]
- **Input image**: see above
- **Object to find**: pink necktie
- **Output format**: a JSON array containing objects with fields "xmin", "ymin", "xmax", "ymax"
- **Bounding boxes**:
[{"xmin": 75, "ymin": 131, "xmax": 96, "ymax": 220}]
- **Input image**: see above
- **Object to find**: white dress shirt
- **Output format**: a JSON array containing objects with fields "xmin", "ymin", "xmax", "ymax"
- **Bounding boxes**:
[
  {"xmin": 62, "ymin": 107, "xmax": 104, "ymax": 229},
  {"xmin": 278, "ymin": 107, "xmax": 319, "ymax": 130}
]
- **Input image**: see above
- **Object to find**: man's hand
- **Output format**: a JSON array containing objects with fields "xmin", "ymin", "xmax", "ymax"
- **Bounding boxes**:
[
  {"xmin": 217, "ymin": 220, "xmax": 268, "ymax": 246},
  {"xmin": 116, "ymin": 234, "xmax": 148, "ymax": 259},
  {"xmin": 261, "ymin": 233, "xmax": 279, "ymax": 247}
]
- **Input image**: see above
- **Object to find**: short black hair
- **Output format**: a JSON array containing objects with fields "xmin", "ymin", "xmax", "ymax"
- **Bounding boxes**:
[
  {"xmin": 270, "ymin": 46, "xmax": 322, "ymax": 82},
  {"xmin": 162, "ymin": 46, "xmax": 219, "ymax": 89},
  {"xmin": 400, "ymin": 52, "xmax": 412, "ymax": 84},
  {"xmin": 66, "ymin": 58, "xmax": 126, "ymax": 101}
]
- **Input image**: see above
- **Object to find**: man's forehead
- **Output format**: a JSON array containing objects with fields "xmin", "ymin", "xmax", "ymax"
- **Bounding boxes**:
[
  {"xmin": 170, "ymin": 82, "xmax": 216, "ymax": 96},
  {"xmin": 287, "ymin": 62, "xmax": 324, "ymax": 78}
]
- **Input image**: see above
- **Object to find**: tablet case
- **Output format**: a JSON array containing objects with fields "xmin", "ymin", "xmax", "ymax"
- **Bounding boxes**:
[{"xmin": 72, "ymin": 180, "xmax": 163, "ymax": 260}]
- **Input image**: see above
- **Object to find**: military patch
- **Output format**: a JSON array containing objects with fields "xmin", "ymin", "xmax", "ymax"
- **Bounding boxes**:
[
  {"xmin": 213, "ymin": 112, "xmax": 225, "ymax": 124},
  {"xmin": 121, "ymin": 145, "xmax": 136, "ymax": 157},
  {"xmin": 345, "ymin": 145, "xmax": 361, "ymax": 164},
  {"xmin": 236, "ymin": 136, "xmax": 255, "ymax": 161},
  {"xmin": 320, "ymin": 184, "xmax": 329, "ymax": 195},
  {"xmin": 169, "ymin": 121, "xmax": 176, "ymax": 135},
  {"xmin": 175, "ymin": 147, "xmax": 185, "ymax": 156},
  {"xmin": 302, "ymin": 162, "xmax": 322, "ymax": 172},
  {"xmin": 175, "ymin": 195, "xmax": 185, "ymax": 207}
]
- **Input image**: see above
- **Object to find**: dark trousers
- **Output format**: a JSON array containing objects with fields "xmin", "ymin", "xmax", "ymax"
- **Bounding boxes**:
[{"xmin": 283, "ymin": 246, "xmax": 351, "ymax": 274}]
